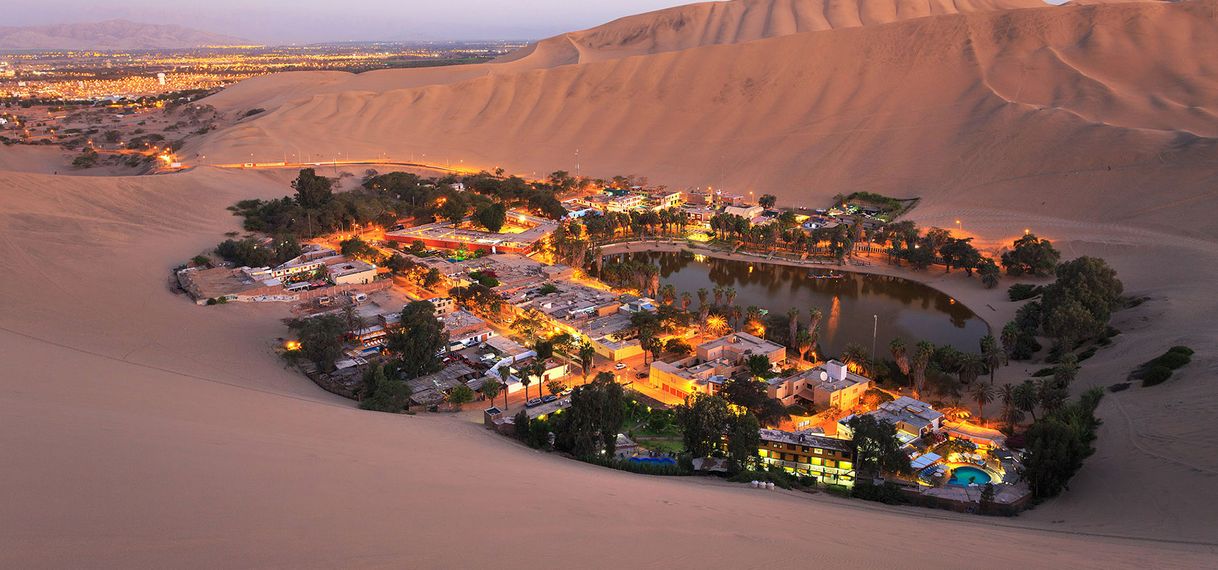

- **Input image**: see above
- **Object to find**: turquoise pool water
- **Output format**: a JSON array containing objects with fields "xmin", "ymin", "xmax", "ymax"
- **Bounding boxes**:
[{"xmin": 948, "ymin": 466, "xmax": 992, "ymax": 486}]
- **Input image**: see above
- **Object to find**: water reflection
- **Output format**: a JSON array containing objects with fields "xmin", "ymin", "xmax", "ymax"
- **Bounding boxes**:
[{"xmin": 621, "ymin": 250, "xmax": 987, "ymax": 356}]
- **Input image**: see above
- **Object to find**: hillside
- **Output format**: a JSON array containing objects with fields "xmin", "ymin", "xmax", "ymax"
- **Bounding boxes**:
[
  {"xmin": 194, "ymin": 0, "xmax": 1218, "ymax": 238},
  {"xmin": 499, "ymin": 0, "xmax": 1051, "ymax": 66},
  {"xmin": 0, "ymin": 19, "xmax": 249, "ymax": 50},
  {"xmin": 203, "ymin": 0, "xmax": 1045, "ymax": 114}
]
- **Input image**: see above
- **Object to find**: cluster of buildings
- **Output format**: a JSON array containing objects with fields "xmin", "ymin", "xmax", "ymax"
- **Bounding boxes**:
[
  {"xmin": 648, "ymin": 332, "xmax": 785, "ymax": 400},
  {"xmin": 385, "ymin": 212, "xmax": 558, "ymax": 255},
  {"xmin": 417, "ymin": 252, "xmax": 656, "ymax": 362},
  {"xmin": 178, "ymin": 244, "xmax": 381, "ymax": 305}
]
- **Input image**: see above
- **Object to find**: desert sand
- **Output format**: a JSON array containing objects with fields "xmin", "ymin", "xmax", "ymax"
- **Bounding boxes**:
[{"xmin": 3, "ymin": 0, "xmax": 1218, "ymax": 566}]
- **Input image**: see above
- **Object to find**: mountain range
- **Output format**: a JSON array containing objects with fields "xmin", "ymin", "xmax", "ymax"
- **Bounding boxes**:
[{"xmin": 0, "ymin": 19, "xmax": 249, "ymax": 50}]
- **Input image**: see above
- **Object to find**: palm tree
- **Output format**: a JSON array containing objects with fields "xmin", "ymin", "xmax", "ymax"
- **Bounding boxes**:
[
  {"xmin": 729, "ymin": 305, "xmax": 743, "ymax": 332},
  {"xmin": 980, "ymin": 334, "xmax": 1005, "ymax": 383},
  {"xmin": 841, "ymin": 343, "xmax": 871, "ymax": 376},
  {"xmin": 1013, "ymin": 380, "xmax": 1038, "ymax": 422},
  {"xmin": 680, "ymin": 291, "xmax": 693, "ymax": 313},
  {"xmin": 578, "ymin": 341, "xmax": 596, "ymax": 383},
  {"xmin": 795, "ymin": 329, "xmax": 814, "ymax": 361},
  {"xmin": 744, "ymin": 306, "xmax": 764, "ymax": 336},
  {"xmin": 497, "ymin": 363, "xmax": 512, "ymax": 409},
  {"xmin": 520, "ymin": 371, "xmax": 532, "ymax": 403},
  {"xmin": 696, "ymin": 288, "xmax": 709, "ymax": 309},
  {"xmin": 998, "ymin": 383, "xmax": 1019, "ymax": 428},
  {"xmin": 959, "ymin": 353, "xmax": 984, "ymax": 385},
  {"xmin": 911, "ymin": 341, "xmax": 934, "ymax": 399},
  {"xmin": 786, "ymin": 308, "xmax": 800, "ymax": 348},
  {"xmin": 890, "ymin": 338, "xmax": 911, "ymax": 377},
  {"xmin": 970, "ymin": 382, "xmax": 995, "ymax": 421},
  {"xmin": 808, "ymin": 307, "xmax": 824, "ymax": 336},
  {"xmin": 725, "ymin": 287, "xmax": 737, "ymax": 308},
  {"xmin": 712, "ymin": 285, "xmax": 724, "ymax": 307},
  {"xmin": 659, "ymin": 283, "xmax": 677, "ymax": 306}
]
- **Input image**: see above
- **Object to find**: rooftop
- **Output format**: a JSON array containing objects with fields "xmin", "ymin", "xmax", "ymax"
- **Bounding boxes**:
[{"xmin": 759, "ymin": 429, "xmax": 853, "ymax": 454}]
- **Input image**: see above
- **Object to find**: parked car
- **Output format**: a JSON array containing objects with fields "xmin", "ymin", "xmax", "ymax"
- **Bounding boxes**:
[
  {"xmin": 635, "ymin": 372, "xmax": 647, "ymax": 379},
  {"xmin": 559, "ymin": 387, "xmax": 573, "ymax": 397},
  {"xmin": 525, "ymin": 398, "xmax": 543, "ymax": 408},
  {"xmin": 614, "ymin": 363, "xmax": 627, "ymax": 370},
  {"xmin": 541, "ymin": 395, "xmax": 558, "ymax": 404}
]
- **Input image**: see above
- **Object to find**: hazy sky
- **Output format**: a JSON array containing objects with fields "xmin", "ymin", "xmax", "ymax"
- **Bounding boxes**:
[{"xmin": 3, "ymin": 1, "xmax": 701, "ymax": 43}]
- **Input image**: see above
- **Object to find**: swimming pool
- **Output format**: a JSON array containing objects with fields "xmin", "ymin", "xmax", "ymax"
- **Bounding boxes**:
[
  {"xmin": 947, "ymin": 466, "xmax": 992, "ymax": 486},
  {"xmin": 628, "ymin": 457, "xmax": 676, "ymax": 466}
]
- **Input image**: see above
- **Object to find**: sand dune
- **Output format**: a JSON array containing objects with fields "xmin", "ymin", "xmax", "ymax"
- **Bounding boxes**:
[
  {"xmin": 504, "ymin": 0, "xmax": 1053, "ymax": 66},
  {"xmin": 206, "ymin": 0, "xmax": 1051, "ymax": 114},
  {"xmin": 4, "ymin": 0, "xmax": 1218, "ymax": 565},
  {"xmin": 194, "ymin": 0, "xmax": 1218, "ymax": 238}
]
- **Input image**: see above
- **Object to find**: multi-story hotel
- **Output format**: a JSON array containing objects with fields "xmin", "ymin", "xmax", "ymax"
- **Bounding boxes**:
[{"xmin": 758, "ymin": 429, "xmax": 856, "ymax": 487}]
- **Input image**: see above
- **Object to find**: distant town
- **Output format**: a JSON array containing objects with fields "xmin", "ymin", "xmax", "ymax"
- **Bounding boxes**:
[{"xmin": 0, "ymin": 42, "xmax": 523, "ymax": 101}]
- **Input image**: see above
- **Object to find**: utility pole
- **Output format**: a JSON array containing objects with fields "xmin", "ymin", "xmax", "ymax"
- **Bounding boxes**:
[{"xmin": 871, "ymin": 314, "xmax": 878, "ymax": 361}]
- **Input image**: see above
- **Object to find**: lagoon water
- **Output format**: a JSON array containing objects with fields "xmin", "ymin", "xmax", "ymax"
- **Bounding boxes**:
[{"xmin": 624, "ymin": 251, "xmax": 989, "ymax": 357}]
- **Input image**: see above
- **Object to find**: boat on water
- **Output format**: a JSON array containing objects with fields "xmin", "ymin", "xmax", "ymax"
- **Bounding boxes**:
[{"xmin": 807, "ymin": 272, "xmax": 846, "ymax": 280}]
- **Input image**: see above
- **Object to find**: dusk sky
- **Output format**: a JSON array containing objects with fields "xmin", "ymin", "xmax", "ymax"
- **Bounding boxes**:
[{"xmin": 3, "ymin": 0, "xmax": 700, "ymax": 43}]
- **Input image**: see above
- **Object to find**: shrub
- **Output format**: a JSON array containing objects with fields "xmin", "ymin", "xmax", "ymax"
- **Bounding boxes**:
[
  {"xmin": 1142, "ymin": 366, "xmax": 1173, "ymax": 387},
  {"xmin": 1031, "ymin": 367, "xmax": 1055, "ymax": 377},
  {"xmin": 1008, "ymin": 283, "xmax": 1044, "ymax": 302},
  {"xmin": 1153, "ymin": 351, "xmax": 1191, "ymax": 370},
  {"xmin": 1078, "ymin": 347, "xmax": 1098, "ymax": 361},
  {"xmin": 851, "ymin": 480, "xmax": 908, "ymax": 504},
  {"xmin": 580, "ymin": 455, "xmax": 690, "ymax": 476},
  {"xmin": 729, "ymin": 467, "xmax": 795, "ymax": 489},
  {"xmin": 1168, "ymin": 346, "xmax": 1195, "ymax": 356}
]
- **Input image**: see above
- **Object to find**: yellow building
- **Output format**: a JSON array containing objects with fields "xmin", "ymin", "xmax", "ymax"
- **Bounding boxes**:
[{"xmin": 758, "ymin": 429, "xmax": 856, "ymax": 487}]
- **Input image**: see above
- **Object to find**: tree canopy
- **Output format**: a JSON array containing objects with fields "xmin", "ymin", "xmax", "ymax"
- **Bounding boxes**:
[{"xmin": 387, "ymin": 301, "xmax": 448, "ymax": 379}]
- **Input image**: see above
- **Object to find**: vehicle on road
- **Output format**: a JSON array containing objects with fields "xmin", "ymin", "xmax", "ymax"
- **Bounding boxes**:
[
  {"xmin": 525, "ymin": 398, "xmax": 543, "ymax": 408},
  {"xmin": 635, "ymin": 372, "xmax": 647, "ymax": 379},
  {"xmin": 541, "ymin": 395, "xmax": 558, "ymax": 404},
  {"xmin": 614, "ymin": 363, "xmax": 627, "ymax": 370}
]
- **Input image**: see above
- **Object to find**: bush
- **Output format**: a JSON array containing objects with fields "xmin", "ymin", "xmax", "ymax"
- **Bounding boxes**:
[
  {"xmin": 1142, "ymin": 366, "xmax": 1173, "ymax": 387},
  {"xmin": 1078, "ymin": 347, "xmax": 1098, "ymax": 361},
  {"xmin": 1168, "ymin": 346, "xmax": 1195, "ymax": 356},
  {"xmin": 580, "ymin": 455, "xmax": 690, "ymax": 476},
  {"xmin": 1031, "ymin": 367, "xmax": 1055, "ymax": 377},
  {"xmin": 1008, "ymin": 283, "xmax": 1044, "ymax": 302},
  {"xmin": 1153, "ymin": 351, "xmax": 1191, "ymax": 370},
  {"xmin": 728, "ymin": 467, "xmax": 796, "ymax": 489},
  {"xmin": 851, "ymin": 480, "xmax": 908, "ymax": 504}
]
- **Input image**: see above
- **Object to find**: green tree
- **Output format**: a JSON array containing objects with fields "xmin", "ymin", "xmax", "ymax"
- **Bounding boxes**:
[
  {"xmin": 474, "ymin": 202, "xmax": 507, "ymax": 232},
  {"xmin": 758, "ymin": 194, "xmax": 777, "ymax": 209},
  {"xmin": 677, "ymin": 393, "xmax": 732, "ymax": 458},
  {"xmin": 970, "ymin": 382, "xmax": 995, "ymax": 420},
  {"xmin": 359, "ymin": 364, "xmax": 412, "ymax": 413},
  {"xmin": 387, "ymin": 301, "xmax": 449, "ymax": 379},
  {"xmin": 980, "ymin": 334, "xmax": 1005, "ymax": 383},
  {"xmin": 288, "ymin": 314, "xmax": 346, "ymax": 372},
  {"xmin": 979, "ymin": 258, "xmax": 1001, "ymax": 289},
  {"xmin": 726, "ymin": 413, "xmax": 762, "ymax": 473},
  {"xmin": 746, "ymin": 354, "xmax": 773, "ymax": 379},
  {"xmin": 292, "ymin": 168, "xmax": 334, "ymax": 209},
  {"xmin": 577, "ymin": 341, "xmax": 596, "ymax": 382},
  {"xmin": 911, "ymin": 341, "xmax": 935, "ymax": 399},
  {"xmin": 546, "ymin": 379, "xmax": 566, "ymax": 397},
  {"xmin": 846, "ymin": 415, "xmax": 912, "ymax": 476},
  {"xmin": 481, "ymin": 377, "xmax": 502, "ymax": 407},
  {"xmin": 554, "ymin": 372, "xmax": 625, "ymax": 457},
  {"xmin": 1001, "ymin": 233, "xmax": 1060, "ymax": 277},
  {"xmin": 447, "ymin": 384, "xmax": 475, "ymax": 408}
]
